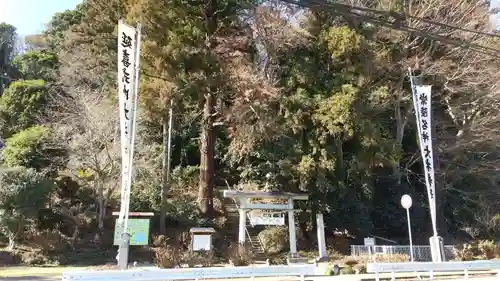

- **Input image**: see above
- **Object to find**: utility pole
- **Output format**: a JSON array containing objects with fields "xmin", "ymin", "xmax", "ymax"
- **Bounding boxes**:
[
  {"xmin": 166, "ymin": 99, "xmax": 173, "ymax": 188},
  {"xmin": 160, "ymin": 99, "xmax": 174, "ymax": 233}
]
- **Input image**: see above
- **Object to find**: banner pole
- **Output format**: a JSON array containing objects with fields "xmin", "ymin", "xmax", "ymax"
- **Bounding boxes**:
[
  {"xmin": 116, "ymin": 20, "xmax": 141, "ymax": 270},
  {"xmin": 125, "ymin": 22, "xmax": 142, "ymax": 230}
]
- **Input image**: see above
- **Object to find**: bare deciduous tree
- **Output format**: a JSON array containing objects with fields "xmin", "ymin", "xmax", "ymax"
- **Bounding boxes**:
[
  {"xmin": 47, "ymin": 87, "xmax": 119, "ymax": 240},
  {"xmin": 474, "ymin": 197, "xmax": 500, "ymax": 237}
]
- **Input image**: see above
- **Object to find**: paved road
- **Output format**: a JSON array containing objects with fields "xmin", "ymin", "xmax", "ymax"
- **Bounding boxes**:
[
  {"xmin": 4, "ymin": 277, "xmax": 60, "ymax": 281},
  {"xmin": 4, "ymin": 276, "xmax": 500, "ymax": 281},
  {"xmin": 3, "ymin": 269, "xmax": 498, "ymax": 281}
]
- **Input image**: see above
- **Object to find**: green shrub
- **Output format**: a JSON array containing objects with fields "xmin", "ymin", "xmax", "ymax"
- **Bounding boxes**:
[
  {"xmin": 20, "ymin": 250, "xmax": 50, "ymax": 265},
  {"xmin": 353, "ymin": 263, "xmax": 367, "ymax": 274},
  {"xmin": 354, "ymin": 254, "xmax": 409, "ymax": 263},
  {"xmin": 298, "ymin": 250, "xmax": 317, "ymax": 259},
  {"xmin": 154, "ymin": 245, "xmax": 182, "ymax": 268},
  {"xmin": 376, "ymin": 254, "xmax": 409, "ymax": 262},
  {"xmin": 152, "ymin": 235, "xmax": 169, "ymax": 248},
  {"xmin": 478, "ymin": 240, "xmax": 496, "ymax": 259},
  {"xmin": 327, "ymin": 248, "xmax": 344, "ymax": 261},
  {"xmin": 268, "ymin": 253, "xmax": 287, "ymax": 265},
  {"xmin": 228, "ymin": 243, "xmax": 253, "ymax": 266},
  {"xmin": 340, "ymin": 266, "xmax": 355, "ymax": 275},
  {"xmin": 182, "ymin": 250, "xmax": 215, "ymax": 267},
  {"xmin": 343, "ymin": 257, "xmax": 359, "ymax": 266},
  {"xmin": 324, "ymin": 267, "xmax": 334, "ymax": 276},
  {"xmin": 326, "ymin": 264, "xmax": 341, "ymax": 275},
  {"xmin": 28, "ymin": 230, "xmax": 68, "ymax": 255},
  {"xmin": 2, "ymin": 125, "xmax": 65, "ymax": 170},
  {"xmin": 454, "ymin": 244, "xmax": 475, "ymax": 261},
  {"xmin": 258, "ymin": 227, "xmax": 288, "ymax": 255}
]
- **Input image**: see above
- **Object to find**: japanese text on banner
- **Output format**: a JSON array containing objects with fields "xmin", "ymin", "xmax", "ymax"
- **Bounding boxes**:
[
  {"xmin": 413, "ymin": 85, "xmax": 437, "ymax": 235},
  {"xmin": 117, "ymin": 21, "xmax": 138, "ymax": 226}
]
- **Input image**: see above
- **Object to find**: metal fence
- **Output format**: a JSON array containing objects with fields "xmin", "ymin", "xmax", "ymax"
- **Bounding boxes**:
[{"xmin": 350, "ymin": 245, "xmax": 456, "ymax": 262}]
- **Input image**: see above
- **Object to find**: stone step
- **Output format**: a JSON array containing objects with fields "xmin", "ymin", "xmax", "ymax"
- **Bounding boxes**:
[
  {"xmin": 251, "ymin": 247, "xmax": 264, "ymax": 251},
  {"xmin": 287, "ymin": 257, "xmax": 309, "ymax": 264},
  {"xmin": 251, "ymin": 249, "xmax": 266, "ymax": 254}
]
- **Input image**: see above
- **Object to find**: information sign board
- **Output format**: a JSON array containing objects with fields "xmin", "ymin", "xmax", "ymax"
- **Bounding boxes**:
[
  {"xmin": 364, "ymin": 237, "xmax": 375, "ymax": 246},
  {"xmin": 113, "ymin": 218, "xmax": 150, "ymax": 245}
]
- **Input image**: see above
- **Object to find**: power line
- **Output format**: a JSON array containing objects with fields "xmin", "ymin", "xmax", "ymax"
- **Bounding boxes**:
[
  {"xmin": 288, "ymin": 0, "xmax": 500, "ymax": 56},
  {"xmin": 279, "ymin": 0, "xmax": 500, "ymax": 57},
  {"xmin": 308, "ymin": 0, "xmax": 500, "ymax": 39}
]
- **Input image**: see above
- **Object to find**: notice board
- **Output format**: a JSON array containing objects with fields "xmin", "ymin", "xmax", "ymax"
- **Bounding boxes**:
[{"xmin": 113, "ymin": 218, "xmax": 150, "ymax": 245}]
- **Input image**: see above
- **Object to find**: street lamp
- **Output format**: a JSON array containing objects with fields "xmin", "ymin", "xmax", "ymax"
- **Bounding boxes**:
[{"xmin": 401, "ymin": 194, "xmax": 414, "ymax": 262}]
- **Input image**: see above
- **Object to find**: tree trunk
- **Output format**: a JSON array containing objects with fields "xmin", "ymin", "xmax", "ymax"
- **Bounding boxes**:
[
  {"xmin": 335, "ymin": 137, "xmax": 345, "ymax": 183},
  {"xmin": 197, "ymin": 0, "xmax": 218, "ymax": 220},
  {"xmin": 160, "ymin": 113, "xmax": 169, "ymax": 233},
  {"xmin": 392, "ymin": 75, "xmax": 408, "ymax": 184},
  {"xmin": 7, "ymin": 234, "xmax": 15, "ymax": 250},
  {"xmin": 393, "ymin": 102, "xmax": 404, "ymax": 183},
  {"xmin": 7, "ymin": 221, "xmax": 22, "ymax": 250},
  {"xmin": 198, "ymin": 93, "xmax": 216, "ymax": 219},
  {"xmin": 97, "ymin": 196, "xmax": 105, "ymax": 242},
  {"xmin": 72, "ymin": 224, "xmax": 80, "ymax": 243}
]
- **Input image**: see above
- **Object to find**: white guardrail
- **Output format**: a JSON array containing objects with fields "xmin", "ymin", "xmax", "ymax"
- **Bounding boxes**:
[
  {"xmin": 62, "ymin": 264, "xmax": 317, "ymax": 281},
  {"xmin": 367, "ymin": 260, "xmax": 500, "ymax": 281}
]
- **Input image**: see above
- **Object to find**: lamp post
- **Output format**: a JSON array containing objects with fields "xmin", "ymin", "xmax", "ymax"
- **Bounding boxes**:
[{"xmin": 401, "ymin": 194, "xmax": 414, "ymax": 262}]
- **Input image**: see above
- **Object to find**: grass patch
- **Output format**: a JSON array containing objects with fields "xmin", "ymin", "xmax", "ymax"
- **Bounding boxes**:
[{"xmin": 0, "ymin": 266, "xmax": 84, "ymax": 277}]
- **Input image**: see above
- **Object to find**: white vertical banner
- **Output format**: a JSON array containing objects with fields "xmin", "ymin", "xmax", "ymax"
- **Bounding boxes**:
[
  {"xmin": 411, "ymin": 82, "xmax": 437, "ymax": 237},
  {"xmin": 117, "ymin": 20, "xmax": 141, "ymax": 230}
]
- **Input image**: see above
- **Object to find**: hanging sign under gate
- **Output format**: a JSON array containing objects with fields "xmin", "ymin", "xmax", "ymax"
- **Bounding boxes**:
[{"xmin": 250, "ymin": 213, "xmax": 285, "ymax": 226}]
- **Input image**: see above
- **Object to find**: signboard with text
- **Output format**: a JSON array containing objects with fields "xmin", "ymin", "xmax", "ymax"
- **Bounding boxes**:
[
  {"xmin": 250, "ymin": 214, "xmax": 285, "ymax": 226},
  {"xmin": 113, "ymin": 218, "xmax": 149, "ymax": 246},
  {"xmin": 364, "ymin": 237, "xmax": 375, "ymax": 246},
  {"xmin": 116, "ymin": 20, "xmax": 141, "ymax": 228}
]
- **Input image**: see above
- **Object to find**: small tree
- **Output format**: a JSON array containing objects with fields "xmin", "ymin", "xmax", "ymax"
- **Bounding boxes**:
[
  {"xmin": 48, "ymin": 87, "xmax": 120, "ymax": 240},
  {"xmin": 0, "ymin": 80, "xmax": 49, "ymax": 136},
  {"xmin": 11, "ymin": 50, "xmax": 58, "ymax": 81},
  {"xmin": 1, "ymin": 125, "xmax": 66, "ymax": 172},
  {"xmin": 0, "ymin": 168, "xmax": 53, "ymax": 249}
]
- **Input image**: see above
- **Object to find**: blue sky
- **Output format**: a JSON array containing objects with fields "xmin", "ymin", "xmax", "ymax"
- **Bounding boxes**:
[
  {"xmin": 0, "ymin": 0, "xmax": 82, "ymax": 36},
  {"xmin": 493, "ymin": 0, "xmax": 500, "ymax": 26},
  {"xmin": 0, "ymin": 0, "xmax": 498, "ymax": 37}
]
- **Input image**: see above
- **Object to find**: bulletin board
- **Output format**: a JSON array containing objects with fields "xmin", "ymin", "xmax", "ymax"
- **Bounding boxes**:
[{"xmin": 113, "ymin": 218, "xmax": 150, "ymax": 246}]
